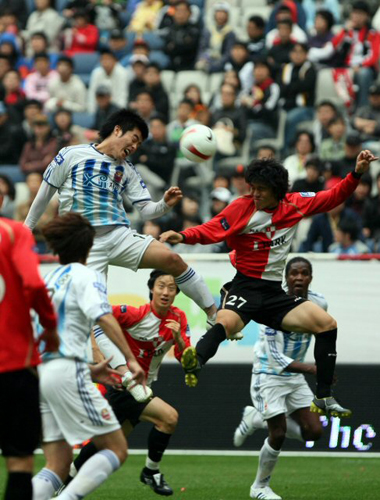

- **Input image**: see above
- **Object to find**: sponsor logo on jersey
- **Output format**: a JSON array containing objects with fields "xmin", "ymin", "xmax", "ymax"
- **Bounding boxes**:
[
  {"xmin": 101, "ymin": 408, "xmax": 111, "ymax": 421},
  {"xmin": 114, "ymin": 170, "xmax": 123, "ymax": 184},
  {"xmin": 220, "ymin": 218, "xmax": 230, "ymax": 231},
  {"xmin": 252, "ymin": 235, "xmax": 286, "ymax": 251},
  {"xmin": 120, "ymin": 305, "xmax": 127, "ymax": 313},
  {"xmin": 300, "ymin": 192, "xmax": 316, "ymax": 197},
  {"xmin": 54, "ymin": 153, "xmax": 64, "ymax": 165},
  {"xmin": 83, "ymin": 173, "xmax": 122, "ymax": 193}
]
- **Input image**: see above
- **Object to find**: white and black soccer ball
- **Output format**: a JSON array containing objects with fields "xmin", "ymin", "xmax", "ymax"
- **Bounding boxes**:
[{"xmin": 180, "ymin": 124, "xmax": 217, "ymax": 163}]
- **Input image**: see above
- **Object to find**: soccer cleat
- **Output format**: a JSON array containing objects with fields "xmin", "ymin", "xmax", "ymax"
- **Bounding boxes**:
[
  {"xmin": 310, "ymin": 396, "xmax": 352, "ymax": 418},
  {"xmin": 140, "ymin": 470, "xmax": 173, "ymax": 496},
  {"xmin": 250, "ymin": 485, "xmax": 282, "ymax": 500},
  {"xmin": 181, "ymin": 346, "xmax": 201, "ymax": 387},
  {"xmin": 228, "ymin": 331, "xmax": 244, "ymax": 341},
  {"xmin": 233, "ymin": 406, "xmax": 258, "ymax": 447},
  {"xmin": 122, "ymin": 371, "xmax": 153, "ymax": 403},
  {"xmin": 206, "ymin": 313, "xmax": 216, "ymax": 330}
]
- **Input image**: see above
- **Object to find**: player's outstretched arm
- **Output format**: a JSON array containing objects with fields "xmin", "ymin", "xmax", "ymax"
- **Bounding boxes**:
[
  {"xmin": 355, "ymin": 149, "xmax": 379, "ymax": 175},
  {"xmin": 24, "ymin": 181, "xmax": 57, "ymax": 230}
]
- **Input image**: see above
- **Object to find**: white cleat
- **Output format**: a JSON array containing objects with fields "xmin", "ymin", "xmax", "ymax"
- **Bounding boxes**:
[
  {"xmin": 233, "ymin": 406, "xmax": 258, "ymax": 447},
  {"xmin": 228, "ymin": 331, "xmax": 244, "ymax": 341},
  {"xmin": 250, "ymin": 485, "xmax": 282, "ymax": 500},
  {"xmin": 206, "ymin": 313, "xmax": 216, "ymax": 330},
  {"xmin": 122, "ymin": 371, "xmax": 153, "ymax": 403}
]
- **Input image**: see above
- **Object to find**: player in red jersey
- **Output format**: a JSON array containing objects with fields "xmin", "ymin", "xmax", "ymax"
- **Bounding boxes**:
[
  {"xmin": 160, "ymin": 150, "xmax": 377, "ymax": 418},
  {"xmin": 63, "ymin": 270, "xmax": 191, "ymax": 496},
  {"xmin": 0, "ymin": 192, "xmax": 58, "ymax": 500}
]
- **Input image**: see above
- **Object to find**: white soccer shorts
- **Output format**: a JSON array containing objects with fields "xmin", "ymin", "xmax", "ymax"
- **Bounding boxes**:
[
  {"xmin": 87, "ymin": 226, "xmax": 155, "ymax": 275},
  {"xmin": 250, "ymin": 372, "xmax": 313, "ymax": 420},
  {"xmin": 38, "ymin": 359, "xmax": 120, "ymax": 446}
]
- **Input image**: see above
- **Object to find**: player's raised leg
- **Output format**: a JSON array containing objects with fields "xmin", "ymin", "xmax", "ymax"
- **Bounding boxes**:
[
  {"xmin": 281, "ymin": 301, "xmax": 352, "ymax": 417},
  {"xmin": 139, "ymin": 240, "xmax": 217, "ymax": 324}
]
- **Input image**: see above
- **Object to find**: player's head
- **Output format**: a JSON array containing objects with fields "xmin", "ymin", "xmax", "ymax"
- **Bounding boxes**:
[
  {"xmin": 245, "ymin": 158, "xmax": 289, "ymax": 209},
  {"xmin": 147, "ymin": 270, "xmax": 180, "ymax": 309},
  {"xmin": 98, "ymin": 109, "xmax": 149, "ymax": 160},
  {"xmin": 42, "ymin": 213, "xmax": 95, "ymax": 265},
  {"xmin": 285, "ymin": 257, "xmax": 312, "ymax": 298}
]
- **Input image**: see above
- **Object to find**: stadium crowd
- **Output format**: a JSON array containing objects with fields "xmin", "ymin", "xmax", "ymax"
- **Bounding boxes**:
[{"xmin": 0, "ymin": 0, "xmax": 380, "ymax": 254}]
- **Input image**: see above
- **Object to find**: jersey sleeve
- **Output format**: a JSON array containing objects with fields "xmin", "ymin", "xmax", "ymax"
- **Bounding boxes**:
[
  {"xmin": 43, "ymin": 147, "xmax": 72, "ymax": 188},
  {"xmin": 173, "ymin": 310, "xmax": 191, "ymax": 362},
  {"xmin": 264, "ymin": 327, "xmax": 294, "ymax": 375},
  {"xmin": 112, "ymin": 304, "xmax": 146, "ymax": 328},
  {"xmin": 123, "ymin": 163, "xmax": 152, "ymax": 206},
  {"xmin": 287, "ymin": 172, "xmax": 360, "ymax": 218},
  {"xmin": 75, "ymin": 270, "xmax": 112, "ymax": 322}
]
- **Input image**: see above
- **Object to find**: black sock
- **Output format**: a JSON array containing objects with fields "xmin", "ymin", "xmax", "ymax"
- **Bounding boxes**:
[
  {"xmin": 196, "ymin": 323, "xmax": 226, "ymax": 365},
  {"xmin": 73, "ymin": 441, "xmax": 98, "ymax": 474},
  {"xmin": 314, "ymin": 328, "xmax": 337, "ymax": 398},
  {"xmin": 145, "ymin": 427, "xmax": 172, "ymax": 470},
  {"xmin": 5, "ymin": 472, "xmax": 32, "ymax": 500}
]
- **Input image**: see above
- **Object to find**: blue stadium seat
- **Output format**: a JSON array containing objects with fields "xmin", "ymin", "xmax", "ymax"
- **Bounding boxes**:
[
  {"xmin": 142, "ymin": 32, "xmax": 164, "ymax": 51},
  {"xmin": 150, "ymin": 50, "xmax": 170, "ymax": 69},
  {"xmin": 0, "ymin": 165, "xmax": 25, "ymax": 183},
  {"xmin": 72, "ymin": 52, "xmax": 100, "ymax": 86},
  {"xmin": 56, "ymin": 0, "xmax": 69, "ymax": 12},
  {"xmin": 72, "ymin": 112, "xmax": 95, "ymax": 129}
]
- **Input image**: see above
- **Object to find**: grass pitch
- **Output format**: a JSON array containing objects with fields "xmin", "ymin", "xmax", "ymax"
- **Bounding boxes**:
[{"xmin": 0, "ymin": 454, "xmax": 379, "ymax": 499}]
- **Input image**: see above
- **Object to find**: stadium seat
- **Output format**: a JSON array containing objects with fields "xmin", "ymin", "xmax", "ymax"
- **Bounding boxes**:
[
  {"xmin": 25, "ymin": 0, "xmax": 35, "ymax": 13},
  {"xmin": 150, "ymin": 50, "xmax": 171, "ymax": 69},
  {"xmin": 142, "ymin": 32, "xmax": 165, "ymax": 51},
  {"xmin": 209, "ymin": 73, "xmax": 224, "ymax": 93},
  {"xmin": 173, "ymin": 70, "xmax": 209, "ymax": 106},
  {"xmin": 160, "ymin": 70, "xmax": 176, "ymax": 94},
  {"xmin": 72, "ymin": 112, "xmax": 95, "ymax": 129},
  {"xmin": 15, "ymin": 182, "xmax": 29, "ymax": 206},
  {"xmin": 250, "ymin": 109, "xmax": 288, "ymax": 155},
  {"xmin": 240, "ymin": 6, "xmax": 272, "ymax": 26},
  {"xmin": 73, "ymin": 52, "xmax": 100, "ymax": 86},
  {"xmin": 0, "ymin": 165, "xmax": 25, "ymax": 183},
  {"xmin": 56, "ymin": 0, "xmax": 69, "ymax": 12},
  {"xmin": 315, "ymin": 68, "xmax": 353, "ymax": 106},
  {"xmin": 216, "ymin": 156, "xmax": 246, "ymax": 175}
]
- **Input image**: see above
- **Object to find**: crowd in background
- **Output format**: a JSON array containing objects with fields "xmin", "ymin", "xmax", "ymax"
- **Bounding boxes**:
[{"xmin": 0, "ymin": 0, "xmax": 380, "ymax": 255}]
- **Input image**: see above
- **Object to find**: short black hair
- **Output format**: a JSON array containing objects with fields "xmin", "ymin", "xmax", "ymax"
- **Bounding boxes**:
[
  {"xmin": 57, "ymin": 55, "xmax": 74, "ymax": 68},
  {"xmin": 316, "ymin": 9, "xmax": 335, "ymax": 30},
  {"xmin": 179, "ymin": 98, "xmax": 195, "ymax": 109},
  {"xmin": 149, "ymin": 113, "xmax": 167, "ymax": 125},
  {"xmin": 100, "ymin": 48, "xmax": 117, "ymax": 59},
  {"xmin": 245, "ymin": 158, "xmax": 289, "ymax": 200},
  {"xmin": 135, "ymin": 89, "xmax": 155, "ymax": 101},
  {"xmin": 258, "ymin": 144, "xmax": 277, "ymax": 155},
  {"xmin": 146, "ymin": 62, "xmax": 161, "ymax": 72},
  {"xmin": 327, "ymin": 115, "xmax": 345, "ymax": 128},
  {"xmin": 147, "ymin": 270, "xmax": 180, "ymax": 300},
  {"xmin": 34, "ymin": 52, "xmax": 50, "ymax": 62},
  {"xmin": 24, "ymin": 99, "xmax": 43, "ymax": 109},
  {"xmin": 337, "ymin": 218, "xmax": 359, "ymax": 242},
  {"xmin": 292, "ymin": 42, "xmax": 309, "ymax": 53},
  {"xmin": 248, "ymin": 15, "xmax": 265, "ymax": 29},
  {"xmin": 42, "ymin": 213, "xmax": 95, "ymax": 265},
  {"xmin": 317, "ymin": 100, "xmax": 337, "ymax": 111},
  {"xmin": 295, "ymin": 130, "xmax": 315, "ymax": 151},
  {"xmin": 285, "ymin": 256, "xmax": 312, "ymax": 277},
  {"xmin": 31, "ymin": 31, "xmax": 48, "ymax": 42},
  {"xmin": 0, "ymin": 174, "xmax": 15, "ymax": 200},
  {"xmin": 98, "ymin": 109, "xmax": 149, "ymax": 141},
  {"xmin": 277, "ymin": 18, "xmax": 293, "ymax": 28}
]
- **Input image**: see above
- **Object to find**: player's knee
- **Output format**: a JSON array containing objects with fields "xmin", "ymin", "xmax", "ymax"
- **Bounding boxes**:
[
  {"xmin": 162, "ymin": 408, "xmax": 179, "ymax": 434},
  {"xmin": 314, "ymin": 315, "xmax": 337, "ymax": 334},
  {"xmin": 302, "ymin": 425, "xmax": 323, "ymax": 442},
  {"xmin": 162, "ymin": 252, "xmax": 186, "ymax": 274},
  {"xmin": 114, "ymin": 445, "xmax": 128, "ymax": 465}
]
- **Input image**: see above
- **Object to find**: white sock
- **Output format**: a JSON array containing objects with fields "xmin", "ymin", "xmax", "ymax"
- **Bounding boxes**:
[
  {"xmin": 33, "ymin": 468, "xmax": 62, "ymax": 500},
  {"xmin": 175, "ymin": 267, "xmax": 214, "ymax": 311},
  {"xmin": 145, "ymin": 457, "xmax": 160, "ymax": 471},
  {"xmin": 253, "ymin": 438, "xmax": 281, "ymax": 488},
  {"xmin": 57, "ymin": 449, "xmax": 120, "ymax": 499},
  {"xmin": 285, "ymin": 417, "xmax": 304, "ymax": 442}
]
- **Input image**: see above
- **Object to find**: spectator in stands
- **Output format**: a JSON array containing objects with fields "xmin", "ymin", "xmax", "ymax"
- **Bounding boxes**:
[
  {"xmin": 257, "ymin": 144, "xmax": 276, "ymax": 159},
  {"xmin": 303, "ymin": 0, "xmax": 340, "ymax": 32},
  {"xmin": 131, "ymin": 113, "xmax": 176, "ymax": 186},
  {"xmin": 52, "ymin": 109, "xmax": 87, "ymax": 149},
  {"xmin": 128, "ymin": 0, "xmax": 163, "ymax": 34},
  {"xmin": 210, "ymin": 69, "xmax": 243, "ymax": 111},
  {"xmin": 291, "ymin": 157, "xmax": 325, "ymax": 193},
  {"xmin": 0, "ymin": 101, "xmax": 23, "ymax": 164},
  {"xmin": 24, "ymin": 53, "xmax": 58, "ymax": 105},
  {"xmin": 241, "ymin": 59, "xmax": 280, "ymax": 144},
  {"xmin": 352, "ymin": 82, "xmax": 380, "ymax": 143},
  {"xmin": 19, "ymin": 114, "xmax": 58, "ymax": 174},
  {"xmin": 283, "ymin": 130, "xmax": 315, "ymax": 187},
  {"xmin": 308, "ymin": 0, "xmax": 380, "ymax": 108},
  {"xmin": 156, "ymin": 0, "xmax": 201, "ymax": 30},
  {"xmin": 210, "ymin": 186, "xmax": 231, "ymax": 217},
  {"xmin": 64, "ymin": 9, "xmax": 99, "ymax": 57},
  {"xmin": 267, "ymin": 19, "xmax": 296, "ymax": 76},
  {"xmin": 213, "ymin": 173, "xmax": 230, "ymax": 190},
  {"xmin": 91, "ymin": 0, "xmax": 122, "ymax": 34},
  {"xmin": 143, "ymin": 63, "xmax": 169, "ymax": 121},
  {"xmin": 211, "ymin": 83, "xmax": 246, "ymax": 162},
  {"xmin": 24, "ymin": 32, "xmax": 59, "ymax": 68},
  {"xmin": 91, "ymin": 84, "xmax": 120, "ymax": 132},
  {"xmin": 0, "ymin": 54, "xmax": 12, "ymax": 95},
  {"xmin": 308, "ymin": 9, "xmax": 335, "ymax": 51},
  {"xmin": 2, "ymin": 69, "xmax": 25, "ymax": 123},
  {"xmin": 88, "ymin": 48, "xmax": 129, "ymax": 113},
  {"xmin": 133, "ymin": 89, "xmax": 156, "ymax": 121},
  {"xmin": 266, "ymin": 4, "xmax": 307, "ymax": 49},
  {"xmin": 328, "ymin": 132, "xmax": 363, "ymax": 179},
  {"xmin": 127, "ymin": 54, "xmax": 149, "ymax": 103},
  {"xmin": 167, "ymin": 98, "xmax": 198, "ymax": 150},
  {"xmin": 363, "ymin": 172, "xmax": 380, "ymax": 244},
  {"xmin": 345, "ymin": 173, "xmax": 373, "ymax": 219},
  {"xmin": 25, "ymin": 0, "xmax": 64, "ymax": 55},
  {"xmin": 45, "ymin": 55, "xmax": 87, "ymax": 113},
  {"xmin": 183, "ymin": 84, "xmax": 208, "ymax": 120},
  {"xmin": 162, "ymin": 0, "xmax": 201, "ymax": 72},
  {"xmin": 0, "ymin": 173, "xmax": 15, "ymax": 218},
  {"xmin": 21, "ymin": 99, "xmax": 43, "ymax": 140},
  {"xmin": 0, "ymin": 36, "xmax": 23, "ymax": 73},
  {"xmin": 313, "ymin": 99, "xmax": 338, "ymax": 148},
  {"xmin": 319, "ymin": 115, "xmax": 346, "ymax": 162},
  {"xmin": 107, "ymin": 28, "xmax": 129, "ymax": 61},
  {"xmin": 230, "ymin": 164, "xmax": 250, "ymax": 199},
  {"xmin": 279, "ymin": 42, "xmax": 316, "ymax": 148},
  {"xmin": 196, "ymin": 2, "xmax": 236, "ymax": 73},
  {"xmin": 0, "ymin": 0, "xmax": 28, "ymax": 29},
  {"xmin": 246, "ymin": 15, "xmax": 266, "ymax": 63},
  {"xmin": 211, "ymin": 41, "xmax": 253, "ymax": 95},
  {"xmin": 121, "ymin": 38, "xmax": 150, "ymax": 69},
  {"xmin": 142, "ymin": 219, "xmax": 165, "ymax": 240},
  {"xmin": 329, "ymin": 218, "xmax": 369, "ymax": 255}
]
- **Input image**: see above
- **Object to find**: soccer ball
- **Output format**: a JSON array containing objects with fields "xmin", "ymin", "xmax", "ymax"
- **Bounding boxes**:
[{"xmin": 180, "ymin": 124, "xmax": 217, "ymax": 163}]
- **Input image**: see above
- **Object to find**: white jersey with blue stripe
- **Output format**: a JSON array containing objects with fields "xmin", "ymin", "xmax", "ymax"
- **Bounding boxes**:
[
  {"xmin": 252, "ymin": 290, "xmax": 328, "ymax": 377},
  {"xmin": 40, "ymin": 263, "xmax": 112, "ymax": 362},
  {"xmin": 43, "ymin": 144, "xmax": 151, "ymax": 227}
]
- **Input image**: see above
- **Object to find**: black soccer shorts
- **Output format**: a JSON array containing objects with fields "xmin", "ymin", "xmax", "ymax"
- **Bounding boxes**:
[
  {"xmin": 0, "ymin": 368, "xmax": 41, "ymax": 457},
  {"xmin": 105, "ymin": 386, "xmax": 151, "ymax": 427},
  {"xmin": 220, "ymin": 271, "xmax": 307, "ymax": 331}
]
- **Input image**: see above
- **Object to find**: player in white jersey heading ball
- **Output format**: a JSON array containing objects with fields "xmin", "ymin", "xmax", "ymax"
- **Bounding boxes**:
[
  {"xmin": 24, "ymin": 109, "xmax": 217, "ymax": 326},
  {"xmin": 234, "ymin": 257, "xmax": 324, "ymax": 500},
  {"xmin": 32, "ymin": 213, "xmax": 145, "ymax": 500}
]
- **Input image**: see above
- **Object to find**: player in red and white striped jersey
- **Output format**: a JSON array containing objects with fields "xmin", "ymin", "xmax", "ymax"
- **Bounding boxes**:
[
  {"xmin": 68, "ymin": 270, "xmax": 191, "ymax": 496},
  {"xmin": 160, "ymin": 150, "xmax": 377, "ymax": 418}
]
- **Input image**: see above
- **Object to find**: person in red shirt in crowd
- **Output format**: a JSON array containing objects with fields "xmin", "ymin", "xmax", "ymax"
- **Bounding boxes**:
[
  {"xmin": 160, "ymin": 150, "xmax": 377, "ymax": 419},
  {"xmin": 64, "ymin": 9, "xmax": 99, "ymax": 57},
  {"xmin": 62, "ymin": 270, "xmax": 191, "ymax": 497},
  {"xmin": 0, "ymin": 190, "xmax": 58, "ymax": 500}
]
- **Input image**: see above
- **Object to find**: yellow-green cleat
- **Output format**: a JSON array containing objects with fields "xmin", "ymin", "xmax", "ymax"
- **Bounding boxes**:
[
  {"xmin": 181, "ymin": 347, "xmax": 201, "ymax": 387},
  {"xmin": 311, "ymin": 396, "xmax": 352, "ymax": 418}
]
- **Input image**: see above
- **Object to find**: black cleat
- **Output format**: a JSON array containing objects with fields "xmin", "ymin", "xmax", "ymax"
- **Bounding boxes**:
[{"xmin": 140, "ymin": 470, "xmax": 173, "ymax": 496}]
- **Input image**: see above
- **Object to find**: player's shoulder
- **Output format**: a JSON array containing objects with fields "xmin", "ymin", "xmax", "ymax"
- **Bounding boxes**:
[
  {"xmin": 169, "ymin": 305, "xmax": 187, "ymax": 321},
  {"xmin": 308, "ymin": 289, "xmax": 328, "ymax": 311},
  {"xmin": 53, "ymin": 144, "xmax": 94, "ymax": 164}
]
